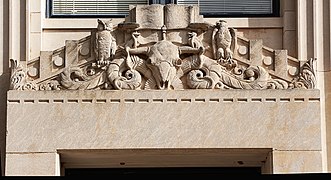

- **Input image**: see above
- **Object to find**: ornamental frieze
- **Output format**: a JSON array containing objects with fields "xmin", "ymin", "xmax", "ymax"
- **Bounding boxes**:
[{"xmin": 10, "ymin": 4, "xmax": 316, "ymax": 90}]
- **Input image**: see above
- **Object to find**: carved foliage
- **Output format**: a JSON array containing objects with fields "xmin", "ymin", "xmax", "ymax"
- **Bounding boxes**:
[
  {"xmin": 60, "ymin": 66, "xmax": 108, "ymax": 90},
  {"xmin": 186, "ymin": 56, "xmax": 288, "ymax": 90},
  {"xmin": 10, "ymin": 18, "xmax": 316, "ymax": 91},
  {"xmin": 10, "ymin": 59, "xmax": 37, "ymax": 90},
  {"xmin": 290, "ymin": 58, "xmax": 316, "ymax": 89}
]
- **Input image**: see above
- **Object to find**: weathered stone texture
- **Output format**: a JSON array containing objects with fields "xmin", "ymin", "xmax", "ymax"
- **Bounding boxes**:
[{"xmin": 7, "ymin": 90, "xmax": 320, "ymax": 152}]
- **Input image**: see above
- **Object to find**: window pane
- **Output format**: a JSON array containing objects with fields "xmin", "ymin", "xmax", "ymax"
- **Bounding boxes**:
[
  {"xmin": 177, "ymin": 0, "xmax": 274, "ymax": 16},
  {"xmin": 49, "ymin": 0, "xmax": 277, "ymax": 17},
  {"xmin": 52, "ymin": 0, "xmax": 148, "ymax": 16}
]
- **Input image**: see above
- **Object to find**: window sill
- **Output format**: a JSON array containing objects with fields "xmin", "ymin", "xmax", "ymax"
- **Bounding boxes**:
[
  {"xmin": 204, "ymin": 17, "xmax": 283, "ymax": 28},
  {"xmin": 42, "ymin": 17, "xmax": 283, "ymax": 30}
]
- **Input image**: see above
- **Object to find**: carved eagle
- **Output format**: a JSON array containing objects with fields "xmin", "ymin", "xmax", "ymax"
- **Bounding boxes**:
[{"xmin": 212, "ymin": 20, "xmax": 237, "ymax": 61}]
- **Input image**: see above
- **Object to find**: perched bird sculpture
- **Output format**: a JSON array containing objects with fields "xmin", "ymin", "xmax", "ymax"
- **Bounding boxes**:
[
  {"xmin": 94, "ymin": 19, "xmax": 117, "ymax": 68},
  {"xmin": 212, "ymin": 20, "xmax": 237, "ymax": 69},
  {"xmin": 188, "ymin": 31, "xmax": 205, "ymax": 69}
]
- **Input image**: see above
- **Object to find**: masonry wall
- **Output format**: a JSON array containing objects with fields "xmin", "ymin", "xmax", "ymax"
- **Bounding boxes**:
[
  {"xmin": 0, "ymin": 0, "xmax": 9, "ymax": 176},
  {"xmin": 6, "ymin": 90, "xmax": 322, "ymax": 175},
  {"xmin": 1, "ymin": 0, "xmax": 331, "ymax": 175}
]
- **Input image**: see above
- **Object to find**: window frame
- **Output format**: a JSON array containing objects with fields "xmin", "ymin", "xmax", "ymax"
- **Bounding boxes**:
[
  {"xmin": 197, "ymin": 0, "xmax": 280, "ymax": 17},
  {"xmin": 46, "ymin": 0, "xmax": 280, "ymax": 18},
  {"xmin": 46, "ymin": 0, "xmax": 151, "ymax": 18}
]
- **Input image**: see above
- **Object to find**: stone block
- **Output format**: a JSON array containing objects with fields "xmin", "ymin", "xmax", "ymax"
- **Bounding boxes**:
[
  {"xmin": 6, "ymin": 90, "xmax": 321, "ymax": 152},
  {"xmin": 275, "ymin": 50, "xmax": 288, "ymax": 80},
  {"xmin": 272, "ymin": 151, "xmax": 323, "ymax": 174},
  {"xmin": 5, "ymin": 153, "xmax": 58, "ymax": 176},
  {"xmin": 131, "ymin": 5, "xmax": 164, "ymax": 29},
  {"xmin": 250, "ymin": 39, "xmax": 263, "ymax": 66}
]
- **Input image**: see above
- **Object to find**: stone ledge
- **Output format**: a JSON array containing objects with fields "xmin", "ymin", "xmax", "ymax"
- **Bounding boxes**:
[
  {"xmin": 7, "ymin": 97, "xmax": 320, "ymax": 104},
  {"xmin": 7, "ymin": 89, "xmax": 320, "ymax": 104},
  {"xmin": 7, "ymin": 89, "xmax": 320, "ymax": 99},
  {"xmin": 6, "ymin": 89, "xmax": 321, "ymax": 152}
]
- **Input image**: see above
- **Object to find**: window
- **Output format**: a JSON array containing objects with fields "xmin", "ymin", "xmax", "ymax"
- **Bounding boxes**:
[
  {"xmin": 149, "ymin": 0, "xmax": 175, "ymax": 4},
  {"xmin": 47, "ymin": 0, "xmax": 149, "ymax": 18},
  {"xmin": 47, "ymin": 0, "xmax": 279, "ymax": 18},
  {"xmin": 177, "ymin": 0, "xmax": 279, "ymax": 17}
]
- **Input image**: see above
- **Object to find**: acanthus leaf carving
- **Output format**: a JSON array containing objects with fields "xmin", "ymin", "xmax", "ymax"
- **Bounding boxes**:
[
  {"xmin": 107, "ymin": 57, "xmax": 143, "ymax": 90},
  {"xmin": 187, "ymin": 70, "xmax": 218, "ymax": 89},
  {"xmin": 10, "ymin": 59, "xmax": 38, "ymax": 90},
  {"xmin": 290, "ymin": 58, "xmax": 317, "ymax": 89},
  {"xmin": 186, "ymin": 56, "xmax": 288, "ymax": 90},
  {"xmin": 113, "ymin": 69, "xmax": 142, "ymax": 90},
  {"xmin": 60, "ymin": 66, "xmax": 108, "ymax": 90},
  {"xmin": 10, "ymin": 59, "xmax": 25, "ymax": 90}
]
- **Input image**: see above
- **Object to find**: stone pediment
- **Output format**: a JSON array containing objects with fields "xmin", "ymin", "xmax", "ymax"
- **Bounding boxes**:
[{"xmin": 10, "ymin": 4, "xmax": 316, "ymax": 91}]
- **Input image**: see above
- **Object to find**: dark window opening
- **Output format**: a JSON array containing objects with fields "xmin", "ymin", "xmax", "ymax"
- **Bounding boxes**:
[
  {"xmin": 65, "ymin": 167, "xmax": 262, "ymax": 177},
  {"xmin": 149, "ymin": 0, "xmax": 175, "ymax": 4},
  {"xmin": 47, "ymin": 0, "xmax": 150, "ymax": 18},
  {"xmin": 47, "ymin": 0, "xmax": 279, "ymax": 18},
  {"xmin": 177, "ymin": 0, "xmax": 280, "ymax": 17}
]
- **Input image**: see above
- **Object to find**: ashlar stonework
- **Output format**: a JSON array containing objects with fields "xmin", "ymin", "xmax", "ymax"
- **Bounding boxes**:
[
  {"xmin": 10, "ymin": 4, "xmax": 316, "ymax": 91},
  {"xmin": 6, "ymin": 4, "xmax": 322, "ymax": 175}
]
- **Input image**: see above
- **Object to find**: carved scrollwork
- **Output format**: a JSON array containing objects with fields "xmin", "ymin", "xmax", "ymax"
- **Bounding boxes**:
[
  {"xmin": 10, "ymin": 16, "xmax": 317, "ymax": 91},
  {"xmin": 186, "ymin": 56, "xmax": 288, "ymax": 90},
  {"xmin": 60, "ymin": 66, "xmax": 108, "ymax": 90},
  {"xmin": 290, "ymin": 58, "xmax": 316, "ymax": 89},
  {"xmin": 39, "ymin": 81, "xmax": 61, "ymax": 91},
  {"xmin": 187, "ymin": 70, "xmax": 219, "ymax": 89},
  {"xmin": 107, "ymin": 57, "xmax": 143, "ymax": 90},
  {"xmin": 113, "ymin": 69, "xmax": 142, "ymax": 90},
  {"xmin": 10, "ymin": 59, "xmax": 38, "ymax": 90},
  {"xmin": 10, "ymin": 59, "xmax": 26, "ymax": 90}
]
